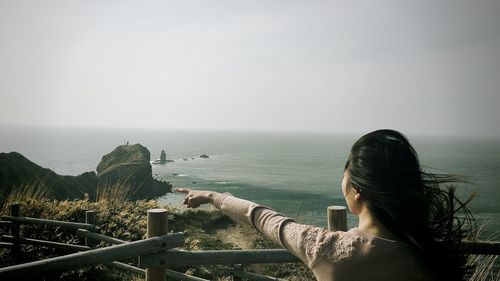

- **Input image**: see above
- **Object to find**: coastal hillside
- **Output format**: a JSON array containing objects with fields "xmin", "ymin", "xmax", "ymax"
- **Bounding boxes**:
[
  {"xmin": 0, "ymin": 190, "xmax": 314, "ymax": 281},
  {"xmin": 0, "ymin": 152, "xmax": 99, "ymax": 199},
  {"xmin": 0, "ymin": 144, "xmax": 171, "ymax": 201}
]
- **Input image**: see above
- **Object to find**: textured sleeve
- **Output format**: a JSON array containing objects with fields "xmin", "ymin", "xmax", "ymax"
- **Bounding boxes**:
[{"xmin": 213, "ymin": 194, "xmax": 341, "ymax": 267}]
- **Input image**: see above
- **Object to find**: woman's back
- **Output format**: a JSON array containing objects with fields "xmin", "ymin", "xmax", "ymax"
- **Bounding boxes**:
[{"xmin": 309, "ymin": 228, "xmax": 432, "ymax": 281}]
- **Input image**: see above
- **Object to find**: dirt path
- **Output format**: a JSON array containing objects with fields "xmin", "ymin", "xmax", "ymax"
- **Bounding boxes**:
[{"xmin": 214, "ymin": 222, "xmax": 258, "ymax": 249}]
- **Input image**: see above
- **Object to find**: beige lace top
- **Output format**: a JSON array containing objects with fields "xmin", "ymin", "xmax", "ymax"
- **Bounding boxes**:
[{"xmin": 213, "ymin": 194, "xmax": 432, "ymax": 281}]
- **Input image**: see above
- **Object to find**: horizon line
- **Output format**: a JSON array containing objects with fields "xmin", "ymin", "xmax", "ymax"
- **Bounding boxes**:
[{"xmin": 1, "ymin": 124, "xmax": 500, "ymax": 140}]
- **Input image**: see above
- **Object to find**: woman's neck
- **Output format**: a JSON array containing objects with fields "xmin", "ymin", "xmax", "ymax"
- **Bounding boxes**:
[{"xmin": 357, "ymin": 206, "xmax": 399, "ymax": 241}]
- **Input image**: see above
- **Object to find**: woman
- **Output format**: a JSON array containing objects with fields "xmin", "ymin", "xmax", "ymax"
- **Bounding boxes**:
[{"xmin": 176, "ymin": 129, "xmax": 475, "ymax": 281}]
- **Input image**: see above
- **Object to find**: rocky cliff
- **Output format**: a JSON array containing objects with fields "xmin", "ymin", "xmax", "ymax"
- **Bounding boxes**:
[
  {"xmin": 96, "ymin": 144, "xmax": 171, "ymax": 199},
  {"xmin": 0, "ymin": 144, "xmax": 171, "ymax": 201}
]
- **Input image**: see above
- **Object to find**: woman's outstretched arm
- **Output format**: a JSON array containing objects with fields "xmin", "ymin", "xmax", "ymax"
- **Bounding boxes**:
[{"xmin": 175, "ymin": 188, "xmax": 340, "ymax": 268}]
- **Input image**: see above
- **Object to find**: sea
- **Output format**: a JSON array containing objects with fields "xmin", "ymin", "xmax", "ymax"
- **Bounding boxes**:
[{"xmin": 1, "ymin": 127, "xmax": 499, "ymax": 238}]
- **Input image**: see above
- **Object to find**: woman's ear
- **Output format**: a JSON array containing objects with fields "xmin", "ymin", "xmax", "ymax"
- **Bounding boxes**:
[{"xmin": 354, "ymin": 190, "xmax": 362, "ymax": 201}]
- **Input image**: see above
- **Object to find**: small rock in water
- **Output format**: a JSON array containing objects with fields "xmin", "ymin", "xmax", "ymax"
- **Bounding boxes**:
[{"xmin": 199, "ymin": 154, "xmax": 209, "ymax": 159}]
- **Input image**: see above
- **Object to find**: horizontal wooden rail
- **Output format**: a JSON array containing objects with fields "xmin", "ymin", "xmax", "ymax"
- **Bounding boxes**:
[
  {"xmin": 77, "ymin": 230, "xmax": 209, "ymax": 281},
  {"xmin": 0, "ymin": 242, "xmax": 14, "ymax": 248},
  {"xmin": 76, "ymin": 229, "xmax": 126, "ymax": 245},
  {"xmin": 1, "ymin": 235, "xmax": 90, "ymax": 252},
  {"xmin": 109, "ymin": 261, "xmax": 145, "ymax": 275},
  {"xmin": 165, "ymin": 269, "xmax": 211, "ymax": 281},
  {"xmin": 139, "ymin": 249, "xmax": 301, "ymax": 267},
  {"xmin": 231, "ymin": 268, "xmax": 287, "ymax": 281},
  {"xmin": 2, "ymin": 216, "xmax": 94, "ymax": 230},
  {"xmin": 462, "ymin": 240, "xmax": 500, "ymax": 255},
  {"xmin": 108, "ymin": 261, "xmax": 209, "ymax": 281},
  {"xmin": 0, "ymin": 221, "xmax": 13, "ymax": 227},
  {"xmin": 0, "ymin": 232, "xmax": 184, "ymax": 277}
]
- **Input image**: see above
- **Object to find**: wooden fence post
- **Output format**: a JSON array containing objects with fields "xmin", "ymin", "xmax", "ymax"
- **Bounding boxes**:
[
  {"xmin": 232, "ymin": 264, "xmax": 243, "ymax": 281},
  {"xmin": 327, "ymin": 206, "xmax": 347, "ymax": 232},
  {"xmin": 145, "ymin": 209, "xmax": 168, "ymax": 281},
  {"xmin": 232, "ymin": 247, "xmax": 243, "ymax": 281},
  {"xmin": 10, "ymin": 203, "xmax": 21, "ymax": 260},
  {"xmin": 85, "ymin": 210, "xmax": 96, "ymax": 248}
]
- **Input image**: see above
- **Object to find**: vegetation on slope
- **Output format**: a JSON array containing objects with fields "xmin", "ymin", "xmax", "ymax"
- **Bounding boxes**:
[
  {"xmin": 0, "ymin": 182, "xmax": 314, "ymax": 280},
  {"xmin": 0, "ymin": 183, "xmax": 497, "ymax": 281}
]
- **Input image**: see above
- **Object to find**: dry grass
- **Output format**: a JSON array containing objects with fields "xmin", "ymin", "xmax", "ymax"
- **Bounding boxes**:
[
  {"xmin": 468, "ymin": 255, "xmax": 499, "ymax": 281},
  {"xmin": 0, "ymin": 180, "xmax": 136, "ymax": 212},
  {"xmin": 95, "ymin": 181, "xmax": 135, "ymax": 204},
  {"xmin": 0, "ymin": 182, "xmax": 51, "ymax": 214},
  {"xmin": 467, "ymin": 219, "xmax": 500, "ymax": 281}
]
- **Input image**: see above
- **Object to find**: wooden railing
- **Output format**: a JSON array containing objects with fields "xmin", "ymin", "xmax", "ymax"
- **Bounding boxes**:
[{"xmin": 0, "ymin": 203, "xmax": 499, "ymax": 281}]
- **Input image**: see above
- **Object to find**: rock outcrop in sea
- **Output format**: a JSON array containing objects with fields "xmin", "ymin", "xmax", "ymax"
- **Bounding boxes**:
[
  {"xmin": 160, "ymin": 150, "xmax": 167, "ymax": 163},
  {"xmin": 151, "ymin": 149, "xmax": 174, "ymax": 164},
  {"xmin": 96, "ymin": 144, "xmax": 171, "ymax": 199}
]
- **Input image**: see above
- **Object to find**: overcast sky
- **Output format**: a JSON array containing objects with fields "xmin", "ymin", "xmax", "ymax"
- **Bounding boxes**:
[{"xmin": 1, "ymin": 0, "xmax": 499, "ymax": 137}]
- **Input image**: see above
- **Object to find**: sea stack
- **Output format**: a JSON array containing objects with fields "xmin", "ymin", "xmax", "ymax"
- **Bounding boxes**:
[{"xmin": 160, "ymin": 150, "xmax": 167, "ymax": 163}]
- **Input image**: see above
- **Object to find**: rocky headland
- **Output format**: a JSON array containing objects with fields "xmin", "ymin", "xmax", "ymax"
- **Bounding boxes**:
[{"xmin": 0, "ymin": 144, "xmax": 171, "ymax": 201}]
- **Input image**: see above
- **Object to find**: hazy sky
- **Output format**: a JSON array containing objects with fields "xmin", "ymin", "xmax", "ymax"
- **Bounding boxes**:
[{"xmin": 1, "ymin": 0, "xmax": 499, "ymax": 137}]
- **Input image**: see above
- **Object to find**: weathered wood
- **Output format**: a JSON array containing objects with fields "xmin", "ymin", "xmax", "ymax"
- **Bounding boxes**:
[
  {"xmin": 2, "ymin": 216, "xmax": 94, "ymax": 230},
  {"xmin": 108, "ymin": 262, "xmax": 210, "ymax": 281},
  {"xmin": 139, "ymin": 249, "xmax": 301, "ymax": 267},
  {"xmin": 9, "ymin": 204, "xmax": 21, "ymax": 260},
  {"xmin": 231, "ymin": 268, "xmax": 287, "ymax": 281},
  {"xmin": 9, "ymin": 204, "xmax": 20, "ymax": 234},
  {"xmin": 76, "ymin": 228, "xmax": 126, "ymax": 245},
  {"xmin": 85, "ymin": 210, "xmax": 96, "ymax": 247},
  {"xmin": 0, "ymin": 233, "xmax": 184, "ymax": 278},
  {"xmin": 2, "ymin": 235, "xmax": 91, "ymax": 252},
  {"xmin": 232, "ymin": 264, "xmax": 243, "ymax": 281},
  {"xmin": 0, "ymin": 242, "xmax": 14, "ymax": 248},
  {"xmin": 165, "ymin": 269, "xmax": 211, "ymax": 281},
  {"xmin": 146, "ymin": 209, "xmax": 168, "ymax": 281},
  {"xmin": 327, "ymin": 206, "xmax": 347, "ymax": 232},
  {"xmin": 82, "ymin": 226, "xmax": 204, "ymax": 281},
  {"xmin": 461, "ymin": 240, "xmax": 500, "ymax": 255},
  {"xmin": 232, "ymin": 247, "xmax": 243, "ymax": 281},
  {"xmin": 109, "ymin": 261, "xmax": 145, "ymax": 275},
  {"xmin": 0, "ymin": 221, "xmax": 13, "ymax": 227}
]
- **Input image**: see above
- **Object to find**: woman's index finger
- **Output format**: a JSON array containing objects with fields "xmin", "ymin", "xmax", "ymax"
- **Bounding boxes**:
[{"xmin": 175, "ymin": 188, "xmax": 190, "ymax": 193}]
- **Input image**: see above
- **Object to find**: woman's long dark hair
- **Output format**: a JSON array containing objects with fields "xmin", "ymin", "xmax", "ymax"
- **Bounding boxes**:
[{"xmin": 344, "ymin": 129, "xmax": 476, "ymax": 281}]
